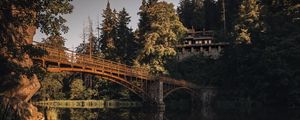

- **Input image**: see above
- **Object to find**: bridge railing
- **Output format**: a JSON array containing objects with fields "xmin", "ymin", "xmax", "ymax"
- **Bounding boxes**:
[{"xmin": 33, "ymin": 41, "xmax": 152, "ymax": 79}]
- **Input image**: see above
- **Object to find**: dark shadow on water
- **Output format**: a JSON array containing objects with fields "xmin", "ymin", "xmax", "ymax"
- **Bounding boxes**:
[{"xmin": 39, "ymin": 106, "xmax": 300, "ymax": 120}]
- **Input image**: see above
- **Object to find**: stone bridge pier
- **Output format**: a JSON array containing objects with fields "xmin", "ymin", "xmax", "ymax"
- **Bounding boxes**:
[
  {"xmin": 145, "ymin": 80, "xmax": 165, "ymax": 111},
  {"xmin": 199, "ymin": 88, "xmax": 216, "ymax": 107},
  {"xmin": 144, "ymin": 81, "xmax": 216, "ymax": 111}
]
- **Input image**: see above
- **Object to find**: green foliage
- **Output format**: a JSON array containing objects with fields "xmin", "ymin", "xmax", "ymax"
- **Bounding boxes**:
[
  {"xmin": 36, "ymin": 73, "xmax": 66, "ymax": 100},
  {"xmin": 235, "ymin": 0, "xmax": 263, "ymax": 44},
  {"xmin": 99, "ymin": 1, "xmax": 118, "ymax": 60},
  {"xmin": 136, "ymin": 1, "xmax": 187, "ymax": 74},
  {"xmin": 0, "ymin": 0, "xmax": 73, "ymax": 36},
  {"xmin": 178, "ymin": 0, "xmax": 204, "ymax": 30},
  {"xmin": 177, "ymin": 0, "xmax": 219, "ymax": 30},
  {"xmin": 41, "ymin": 35, "xmax": 66, "ymax": 49},
  {"xmin": 170, "ymin": 0, "xmax": 300, "ymax": 107},
  {"xmin": 70, "ymin": 79, "xmax": 86, "ymax": 99},
  {"xmin": 167, "ymin": 55, "xmax": 218, "ymax": 85},
  {"xmin": 70, "ymin": 109, "xmax": 97, "ymax": 120},
  {"xmin": 115, "ymin": 8, "xmax": 138, "ymax": 65},
  {"xmin": 220, "ymin": 0, "xmax": 243, "ymax": 35},
  {"xmin": 70, "ymin": 78, "xmax": 98, "ymax": 100},
  {"xmin": 84, "ymin": 88, "xmax": 98, "ymax": 99},
  {"xmin": 0, "ymin": 0, "xmax": 73, "ymax": 91}
]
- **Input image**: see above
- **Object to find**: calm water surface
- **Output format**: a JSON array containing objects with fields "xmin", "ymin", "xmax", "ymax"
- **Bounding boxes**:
[{"xmin": 39, "ymin": 106, "xmax": 300, "ymax": 120}]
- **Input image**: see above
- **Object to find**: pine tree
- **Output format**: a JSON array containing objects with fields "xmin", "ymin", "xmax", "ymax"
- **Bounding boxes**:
[
  {"xmin": 136, "ymin": 1, "xmax": 187, "ymax": 74},
  {"xmin": 99, "ymin": 1, "xmax": 118, "ymax": 60},
  {"xmin": 178, "ymin": 0, "xmax": 219, "ymax": 30},
  {"xmin": 203, "ymin": 0, "xmax": 219, "ymax": 30},
  {"xmin": 177, "ymin": 0, "xmax": 194, "ymax": 29},
  {"xmin": 137, "ymin": 0, "xmax": 151, "ymax": 47},
  {"xmin": 116, "ymin": 8, "xmax": 136, "ymax": 65}
]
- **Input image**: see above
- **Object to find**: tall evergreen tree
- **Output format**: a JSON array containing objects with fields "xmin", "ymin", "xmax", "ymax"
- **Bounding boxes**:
[
  {"xmin": 203, "ymin": 0, "xmax": 219, "ymax": 29},
  {"xmin": 137, "ymin": 0, "xmax": 151, "ymax": 50},
  {"xmin": 178, "ymin": 0, "xmax": 205, "ymax": 30},
  {"xmin": 99, "ymin": 1, "xmax": 118, "ymax": 60},
  {"xmin": 177, "ymin": 0, "xmax": 194, "ymax": 29},
  {"xmin": 177, "ymin": 0, "xmax": 219, "ymax": 30},
  {"xmin": 116, "ymin": 8, "xmax": 136, "ymax": 65}
]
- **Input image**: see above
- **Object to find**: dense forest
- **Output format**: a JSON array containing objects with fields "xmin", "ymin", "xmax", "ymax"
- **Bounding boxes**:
[{"xmin": 170, "ymin": 0, "xmax": 300, "ymax": 108}]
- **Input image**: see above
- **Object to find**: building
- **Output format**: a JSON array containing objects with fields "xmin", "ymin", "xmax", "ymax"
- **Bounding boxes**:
[{"xmin": 176, "ymin": 29, "xmax": 229, "ymax": 60}]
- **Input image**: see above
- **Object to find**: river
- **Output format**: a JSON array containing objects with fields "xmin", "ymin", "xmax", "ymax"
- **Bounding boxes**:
[{"xmin": 37, "ymin": 101, "xmax": 300, "ymax": 120}]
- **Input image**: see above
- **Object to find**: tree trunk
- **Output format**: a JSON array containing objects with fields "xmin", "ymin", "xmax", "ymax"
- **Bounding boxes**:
[{"xmin": 0, "ymin": 5, "xmax": 44, "ymax": 120}]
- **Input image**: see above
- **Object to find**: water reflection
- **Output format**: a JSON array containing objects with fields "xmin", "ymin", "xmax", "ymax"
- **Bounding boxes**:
[
  {"xmin": 41, "ymin": 106, "xmax": 214, "ymax": 120},
  {"xmin": 40, "ymin": 106, "xmax": 300, "ymax": 120}
]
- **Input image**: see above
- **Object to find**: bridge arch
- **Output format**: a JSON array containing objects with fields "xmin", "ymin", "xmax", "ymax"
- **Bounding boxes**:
[
  {"xmin": 163, "ymin": 87, "xmax": 197, "ymax": 99},
  {"xmin": 33, "ymin": 42, "xmax": 202, "ymax": 105},
  {"xmin": 47, "ymin": 67, "xmax": 148, "ymax": 99}
]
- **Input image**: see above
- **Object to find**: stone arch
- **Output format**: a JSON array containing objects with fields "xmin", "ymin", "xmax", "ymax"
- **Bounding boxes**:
[{"xmin": 163, "ymin": 87, "xmax": 196, "ymax": 99}]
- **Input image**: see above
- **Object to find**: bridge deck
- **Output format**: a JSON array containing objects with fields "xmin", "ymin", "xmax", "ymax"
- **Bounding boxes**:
[{"xmin": 33, "ymin": 42, "xmax": 200, "ymax": 89}]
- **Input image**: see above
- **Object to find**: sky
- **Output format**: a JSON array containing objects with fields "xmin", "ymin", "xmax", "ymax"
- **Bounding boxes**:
[{"xmin": 34, "ymin": 0, "xmax": 180, "ymax": 50}]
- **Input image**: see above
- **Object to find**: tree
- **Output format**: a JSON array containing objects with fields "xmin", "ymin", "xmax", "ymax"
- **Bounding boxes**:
[
  {"xmin": 36, "ymin": 73, "xmax": 66, "ymax": 100},
  {"xmin": 70, "ymin": 79, "xmax": 85, "ymax": 99},
  {"xmin": 136, "ymin": 0, "xmax": 151, "ymax": 58},
  {"xmin": 0, "ymin": 1, "xmax": 73, "ymax": 119},
  {"xmin": 99, "ymin": 1, "xmax": 118, "ymax": 60},
  {"xmin": 214, "ymin": 0, "xmax": 300, "ymax": 107},
  {"xmin": 41, "ymin": 35, "xmax": 66, "ymax": 49},
  {"xmin": 235, "ymin": 0, "xmax": 262, "ymax": 44},
  {"xmin": 203, "ymin": 0, "xmax": 219, "ymax": 30},
  {"xmin": 136, "ymin": 1, "xmax": 187, "ymax": 74},
  {"xmin": 148, "ymin": 0, "xmax": 158, "ymax": 5},
  {"xmin": 218, "ymin": 0, "xmax": 242, "ymax": 36},
  {"xmin": 177, "ymin": 0, "xmax": 205, "ymax": 30},
  {"xmin": 116, "ymin": 8, "xmax": 137, "ymax": 65},
  {"xmin": 87, "ymin": 17, "xmax": 98, "ymax": 57}
]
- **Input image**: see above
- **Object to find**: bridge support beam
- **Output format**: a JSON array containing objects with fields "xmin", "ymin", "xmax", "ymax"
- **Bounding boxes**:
[
  {"xmin": 200, "ymin": 88, "xmax": 216, "ymax": 107},
  {"xmin": 146, "ymin": 80, "xmax": 165, "ymax": 111}
]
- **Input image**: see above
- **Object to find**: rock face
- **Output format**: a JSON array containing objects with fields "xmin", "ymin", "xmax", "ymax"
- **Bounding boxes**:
[{"xmin": 0, "ymin": 6, "xmax": 44, "ymax": 120}]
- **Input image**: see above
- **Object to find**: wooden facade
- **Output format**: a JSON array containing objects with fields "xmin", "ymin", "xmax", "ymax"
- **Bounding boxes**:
[{"xmin": 176, "ymin": 29, "xmax": 229, "ymax": 60}]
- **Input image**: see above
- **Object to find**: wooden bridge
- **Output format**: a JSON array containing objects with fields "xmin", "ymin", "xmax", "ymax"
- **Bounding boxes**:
[{"xmin": 32, "ymin": 42, "xmax": 214, "ymax": 109}]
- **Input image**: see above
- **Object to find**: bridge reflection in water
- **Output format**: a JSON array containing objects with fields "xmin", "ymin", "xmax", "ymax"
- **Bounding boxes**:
[
  {"xmin": 41, "ymin": 106, "xmax": 215, "ymax": 120},
  {"xmin": 42, "ymin": 105, "xmax": 300, "ymax": 120},
  {"xmin": 33, "ymin": 41, "xmax": 215, "ymax": 108}
]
